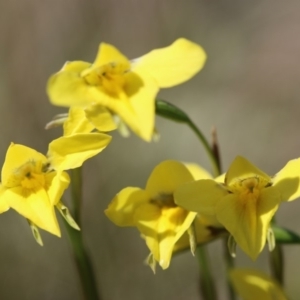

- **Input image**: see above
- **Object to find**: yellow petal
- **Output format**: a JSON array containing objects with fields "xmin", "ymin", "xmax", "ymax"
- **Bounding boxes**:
[
  {"xmin": 215, "ymin": 173, "xmax": 226, "ymax": 183},
  {"xmin": 2, "ymin": 187, "xmax": 60, "ymax": 236},
  {"xmin": 272, "ymin": 158, "xmax": 300, "ymax": 201},
  {"xmin": 48, "ymin": 133, "xmax": 112, "ymax": 170},
  {"xmin": 226, "ymin": 156, "xmax": 271, "ymax": 186},
  {"xmin": 47, "ymin": 61, "xmax": 98, "ymax": 107},
  {"xmin": 174, "ymin": 179, "xmax": 228, "ymax": 215},
  {"xmin": 105, "ymin": 187, "xmax": 150, "ymax": 227},
  {"xmin": 134, "ymin": 203, "xmax": 160, "ymax": 264},
  {"xmin": 215, "ymin": 187, "xmax": 280, "ymax": 260},
  {"xmin": 46, "ymin": 171, "xmax": 70, "ymax": 205},
  {"xmin": 145, "ymin": 160, "xmax": 196, "ymax": 198},
  {"xmin": 132, "ymin": 38, "xmax": 207, "ymax": 88},
  {"xmin": 85, "ymin": 103, "xmax": 117, "ymax": 132},
  {"xmin": 2, "ymin": 143, "xmax": 47, "ymax": 187},
  {"xmin": 63, "ymin": 107, "xmax": 95, "ymax": 136},
  {"xmin": 122, "ymin": 72, "xmax": 158, "ymax": 141},
  {"xmin": 135, "ymin": 203, "xmax": 196, "ymax": 269},
  {"xmin": 184, "ymin": 163, "xmax": 213, "ymax": 180},
  {"xmin": 0, "ymin": 185, "xmax": 9, "ymax": 213},
  {"xmin": 230, "ymin": 268, "xmax": 287, "ymax": 300},
  {"xmin": 92, "ymin": 43, "xmax": 130, "ymax": 68}
]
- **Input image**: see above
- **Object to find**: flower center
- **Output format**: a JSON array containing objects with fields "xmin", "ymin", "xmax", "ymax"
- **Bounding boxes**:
[
  {"xmin": 82, "ymin": 62, "xmax": 129, "ymax": 95},
  {"xmin": 150, "ymin": 193, "xmax": 177, "ymax": 208},
  {"xmin": 7, "ymin": 160, "xmax": 47, "ymax": 191},
  {"xmin": 229, "ymin": 177, "xmax": 271, "ymax": 204}
]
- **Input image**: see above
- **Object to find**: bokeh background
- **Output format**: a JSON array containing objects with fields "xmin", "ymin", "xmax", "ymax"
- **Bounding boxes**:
[{"xmin": 1, "ymin": 0, "xmax": 300, "ymax": 299}]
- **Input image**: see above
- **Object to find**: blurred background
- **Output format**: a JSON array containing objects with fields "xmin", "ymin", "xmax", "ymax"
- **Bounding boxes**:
[{"xmin": 1, "ymin": 0, "xmax": 300, "ymax": 299}]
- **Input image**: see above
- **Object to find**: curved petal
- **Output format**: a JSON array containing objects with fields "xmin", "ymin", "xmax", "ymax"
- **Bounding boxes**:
[
  {"xmin": 63, "ymin": 107, "xmax": 95, "ymax": 136},
  {"xmin": 174, "ymin": 179, "xmax": 228, "ymax": 215},
  {"xmin": 2, "ymin": 144, "xmax": 47, "ymax": 187},
  {"xmin": 132, "ymin": 38, "xmax": 206, "ymax": 88},
  {"xmin": 122, "ymin": 72, "xmax": 159, "ymax": 141},
  {"xmin": 48, "ymin": 133, "xmax": 112, "ymax": 171},
  {"xmin": 230, "ymin": 269, "xmax": 287, "ymax": 300},
  {"xmin": 184, "ymin": 163, "xmax": 212, "ymax": 180},
  {"xmin": 105, "ymin": 187, "xmax": 150, "ymax": 227},
  {"xmin": 83, "ymin": 71, "xmax": 158, "ymax": 141},
  {"xmin": 92, "ymin": 43, "xmax": 130, "ymax": 68},
  {"xmin": 215, "ymin": 187, "xmax": 280, "ymax": 260},
  {"xmin": 3, "ymin": 187, "xmax": 60, "ymax": 236},
  {"xmin": 226, "ymin": 156, "xmax": 271, "ymax": 186},
  {"xmin": 47, "ymin": 61, "xmax": 100, "ymax": 107},
  {"xmin": 85, "ymin": 103, "xmax": 117, "ymax": 132},
  {"xmin": 272, "ymin": 158, "xmax": 300, "ymax": 201},
  {"xmin": 146, "ymin": 160, "xmax": 196, "ymax": 198},
  {"xmin": 46, "ymin": 171, "xmax": 70, "ymax": 205}
]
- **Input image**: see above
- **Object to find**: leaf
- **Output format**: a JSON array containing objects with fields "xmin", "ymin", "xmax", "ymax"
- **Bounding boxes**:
[
  {"xmin": 155, "ymin": 99, "xmax": 190, "ymax": 123},
  {"xmin": 273, "ymin": 225, "xmax": 300, "ymax": 244}
]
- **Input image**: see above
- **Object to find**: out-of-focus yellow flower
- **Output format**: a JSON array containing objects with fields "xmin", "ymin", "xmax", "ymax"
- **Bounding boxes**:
[
  {"xmin": 230, "ymin": 268, "xmax": 287, "ymax": 300},
  {"xmin": 175, "ymin": 156, "xmax": 300, "ymax": 260},
  {"xmin": 47, "ymin": 38, "xmax": 206, "ymax": 141},
  {"xmin": 105, "ymin": 160, "xmax": 218, "ymax": 270},
  {"xmin": 0, "ymin": 143, "xmax": 69, "ymax": 236}
]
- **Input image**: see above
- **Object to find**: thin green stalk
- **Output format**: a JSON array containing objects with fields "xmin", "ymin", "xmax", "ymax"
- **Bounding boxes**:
[
  {"xmin": 187, "ymin": 120, "xmax": 220, "ymax": 177},
  {"xmin": 196, "ymin": 246, "xmax": 217, "ymax": 300},
  {"xmin": 222, "ymin": 237, "xmax": 236, "ymax": 300},
  {"xmin": 270, "ymin": 245, "xmax": 284, "ymax": 285},
  {"xmin": 63, "ymin": 167, "xmax": 100, "ymax": 300},
  {"xmin": 63, "ymin": 218, "xmax": 100, "ymax": 300},
  {"xmin": 155, "ymin": 100, "xmax": 220, "ymax": 176},
  {"xmin": 270, "ymin": 219, "xmax": 284, "ymax": 285},
  {"xmin": 70, "ymin": 167, "xmax": 83, "ymax": 225}
]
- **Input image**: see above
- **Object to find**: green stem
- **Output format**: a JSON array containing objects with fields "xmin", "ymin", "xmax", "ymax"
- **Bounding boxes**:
[
  {"xmin": 63, "ymin": 167, "xmax": 100, "ymax": 300},
  {"xmin": 196, "ymin": 246, "xmax": 217, "ymax": 300},
  {"xmin": 187, "ymin": 120, "xmax": 220, "ymax": 177},
  {"xmin": 270, "ymin": 219, "xmax": 284, "ymax": 285},
  {"xmin": 70, "ymin": 167, "xmax": 83, "ymax": 225},
  {"xmin": 222, "ymin": 237, "xmax": 236, "ymax": 300},
  {"xmin": 63, "ymin": 219, "xmax": 100, "ymax": 300},
  {"xmin": 155, "ymin": 100, "xmax": 220, "ymax": 177},
  {"xmin": 270, "ymin": 245, "xmax": 284, "ymax": 285}
]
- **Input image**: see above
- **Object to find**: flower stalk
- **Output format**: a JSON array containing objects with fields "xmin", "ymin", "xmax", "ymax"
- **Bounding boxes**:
[{"xmin": 64, "ymin": 167, "xmax": 100, "ymax": 300}]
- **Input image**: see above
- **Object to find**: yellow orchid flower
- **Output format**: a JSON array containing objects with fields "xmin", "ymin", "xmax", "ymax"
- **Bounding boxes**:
[
  {"xmin": 230, "ymin": 268, "xmax": 288, "ymax": 300},
  {"xmin": 0, "ymin": 143, "xmax": 69, "ymax": 237},
  {"xmin": 105, "ymin": 160, "xmax": 218, "ymax": 270},
  {"xmin": 47, "ymin": 38, "xmax": 206, "ymax": 141},
  {"xmin": 175, "ymin": 156, "xmax": 300, "ymax": 260}
]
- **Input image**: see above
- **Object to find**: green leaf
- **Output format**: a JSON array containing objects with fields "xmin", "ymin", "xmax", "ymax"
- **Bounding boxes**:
[
  {"xmin": 155, "ymin": 99, "xmax": 190, "ymax": 123},
  {"xmin": 273, "ymin": 225, "xmax": 300, "ymax": 244}
]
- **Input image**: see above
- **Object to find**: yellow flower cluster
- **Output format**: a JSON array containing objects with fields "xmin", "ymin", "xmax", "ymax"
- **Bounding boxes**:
[{"xmin": 106, "ymin": 156, "xmax": 300, "ymax": 269}]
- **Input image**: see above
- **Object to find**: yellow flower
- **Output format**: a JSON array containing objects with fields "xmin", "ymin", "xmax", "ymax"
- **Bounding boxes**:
[
  {"xmin": 175, "ymin": 156, "xmax": 300, "ymax": 260},
  {"xmin": 0, "ymin": 143, "xmax": 69, "ymax": 236},
  {"xmin": 47, "ymin": 38, "xmax": 206, "ymax": 141},
  {"xmin": 230, "ymin": 268, "xmax": 287, "ymax": 300},
  {"xmin": 105, "ymin": 160, "xmax": 216, "ymax": 270}
]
